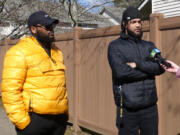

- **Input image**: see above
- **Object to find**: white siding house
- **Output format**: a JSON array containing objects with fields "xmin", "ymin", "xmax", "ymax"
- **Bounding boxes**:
[
  {"xmin": 0, "ymin": 24, "xmax": 14, "ymax": 38},
  {"xmin": 152, "ymin": 0, "xmax": 180, "ymax": 18}
]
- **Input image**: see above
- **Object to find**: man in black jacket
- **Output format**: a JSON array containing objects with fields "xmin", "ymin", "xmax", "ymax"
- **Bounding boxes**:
[{"xmin": 108, "ymin": 7, "xmax": 165, "ymax": 135}]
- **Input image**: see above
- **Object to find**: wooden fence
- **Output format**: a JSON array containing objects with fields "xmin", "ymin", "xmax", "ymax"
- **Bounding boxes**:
[{"xmin": 0, "ymin": 13, "xmax": 180, "ymax": 135}]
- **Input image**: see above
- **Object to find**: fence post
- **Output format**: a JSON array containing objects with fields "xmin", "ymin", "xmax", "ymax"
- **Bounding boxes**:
[
  {"xmin": 149, "ymin": 13, "xmax": 164, "ymax": 135},
  {"xmin": 0, "ymin": 38, "xmax": 9, "ymax": 97},
  {"xmin": 150, "ymin": 13, "xmax": 163, "ymax": 48},
  {"xmin": 5, "ymin": 38, "xmax": 10, "ymax": 52},
  {"xmin": 73, "ymin": 27, "xmax": 82, "ymax": 134}
]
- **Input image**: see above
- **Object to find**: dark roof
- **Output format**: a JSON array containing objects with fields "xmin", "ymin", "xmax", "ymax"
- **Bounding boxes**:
[
  {"xmin": 138, "ymin": 0, "xmax": 151, "ymax": 20},
  {"xmin": 99, "ymin": 7, "xmax": 121, "ymax": 24}
]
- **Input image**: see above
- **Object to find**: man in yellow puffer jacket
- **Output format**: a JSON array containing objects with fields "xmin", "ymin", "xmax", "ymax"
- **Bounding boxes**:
[{"xmin": 1, "ymin": 11, "xmax": 68, "ymax": 135}]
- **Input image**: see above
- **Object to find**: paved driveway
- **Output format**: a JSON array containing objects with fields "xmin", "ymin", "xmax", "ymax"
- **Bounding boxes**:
[
  {"xmin": 0, "ymin": 98, "xmax": 87, "ymax": 135},
  {"xmin": 0, "ymin": 98, "xmax": 16, "ymax": 135},
  {"xmin": 0, "ymin": 99, "xmax": 73, "ymax": 135}
]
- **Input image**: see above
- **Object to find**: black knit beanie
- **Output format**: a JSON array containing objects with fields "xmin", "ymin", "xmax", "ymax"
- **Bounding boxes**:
[
  {"xmin": 122, "ymin": 7, "xmax": 141, "ymax": 23},
  {"xmin": 121, "ymin": 7, "xmax": 141, "ymax": 32}
]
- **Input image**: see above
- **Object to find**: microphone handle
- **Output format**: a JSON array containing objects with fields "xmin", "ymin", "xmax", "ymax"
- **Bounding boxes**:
[{"xmin": 156, "ymin": 57, "xmax": 171, "ymax": 68}]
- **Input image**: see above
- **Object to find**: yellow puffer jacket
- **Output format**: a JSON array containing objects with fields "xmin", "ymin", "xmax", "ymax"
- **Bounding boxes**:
[{"xmin": 1, "ymin": 36, "xmax": 68, "ymax": 130}]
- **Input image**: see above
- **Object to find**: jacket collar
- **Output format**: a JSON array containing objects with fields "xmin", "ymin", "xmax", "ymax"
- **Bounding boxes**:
[{"xmin": 31, "ymin": 36, "xmax": 41, "ymax": 46}]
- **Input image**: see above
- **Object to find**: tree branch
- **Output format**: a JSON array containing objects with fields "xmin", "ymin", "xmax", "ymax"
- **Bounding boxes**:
[
  {"xmin": 0, "ymin": 0, "xmax": 7, "ymax": 13},
  {"xmin": 68, "ymin": 0, "xmax": 77, "ymax": 27}
]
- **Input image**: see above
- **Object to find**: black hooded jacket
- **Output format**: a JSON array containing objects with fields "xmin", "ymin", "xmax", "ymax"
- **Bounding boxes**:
[{"xmin": 108, "ymin": 32, "xmax": 165, "ymax": 109}]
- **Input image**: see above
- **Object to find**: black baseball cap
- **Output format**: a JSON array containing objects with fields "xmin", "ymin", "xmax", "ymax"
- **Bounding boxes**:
[
  {"xmin": 122, "ymin": 7, "xmax": 141, "ymax": 23},
  {"xmin": 27, "ymin": 11, "xmax": 59, "ymax": 28}
]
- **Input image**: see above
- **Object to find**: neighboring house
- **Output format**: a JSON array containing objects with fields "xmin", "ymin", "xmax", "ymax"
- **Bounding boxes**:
[
  {"xmin": 0, "ymin": 0, "xmax": 109, "ymax": 39},
  {"xmin": 0, "ymin": 23, "xmax": 14, "ymax": 37},
  {"xmin": 99, "ymin": 7, "xmax": 124, "ymax": 26},
  {"xmin": 0, "ymin": 20, "xmax": 100, "ymax": 39},
  {"xmin": 54, "ymin": 21, "xmax": 99, "ymax": 34},
  {"xmin": 99, "ymin": 0, "xmax": 151, "ymax": 26},
  {"xmin": 0, "ymin": 22, "xmax": 28, "ymax": 40},
  {"xmin": 99, "ymin": 0, "xmax": 180, "ymax": 26},
  {"xmin": 152, "ymin": 0, "xmax": 180, "ymax": 18},
  {"xmin": 1, "ymin": 0, "xmax": 180, "ymax": 39},
  {"xmin": 0, "ymin": 19, "xmax": 105, "ymax": 40},
  {"xmin": 99, "ymin": 7, "xmax": 122, "ymax": 25},
  {"xmin": 139, "ymin": 0, "xmax": 180, "ymax": 18},
  {"xmin": 99, "ymin": 0, "xmax": 152, "ymax": 25}
]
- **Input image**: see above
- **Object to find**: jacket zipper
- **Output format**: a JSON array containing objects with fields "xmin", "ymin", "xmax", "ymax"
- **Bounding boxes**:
[
  {"xmin": 42, "ymin": 46, "xmax": 56, "ymax": 65},
  {"xmin": 29, "ymin": 97, "xmax": 33, "ymax": 112},
  {"xmin": 50, "ymin": 57, "xmax": 56, "ymax": 65},
  {"xmin": 119, "ymin": 85, "xmax": 123, "ymax": 125}
]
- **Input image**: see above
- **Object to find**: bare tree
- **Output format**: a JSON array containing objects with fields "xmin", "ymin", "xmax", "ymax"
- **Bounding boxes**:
[
  {"xmin": 0, "ymin": 0, "xmax": 38, "ymax": 39},
  {"xmin": 0, "ymin": 0, "xmax": 6, "ymax": 13},
  {"xmin": 63, "ymin": 0, "xmax": 114, "ymax": 27},
  {"xmin": 0, "ymin": 0, "xmax": 65, "ymax": 39},
  {"xmin": 0, "ymin": 0, "xmax": 116, "ymax": 39}
]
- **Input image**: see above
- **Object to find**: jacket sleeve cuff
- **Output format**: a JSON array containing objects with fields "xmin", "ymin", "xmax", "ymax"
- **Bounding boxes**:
[
  {"xmin": 135, "ymin": 60, "xmax": 141, "ymax": 70},
  {"xmin": 15, "ymin": 114, "xmax": 31, "ymax": 130},
  {"xmin": 176, "ymin": 68, "xmax": 180, "ymax": 78}
]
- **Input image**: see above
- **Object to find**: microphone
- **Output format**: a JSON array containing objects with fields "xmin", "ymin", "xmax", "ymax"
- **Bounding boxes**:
[{"xmin": 150, "ymin": 48, "xmax": 171, "ymax": 68}]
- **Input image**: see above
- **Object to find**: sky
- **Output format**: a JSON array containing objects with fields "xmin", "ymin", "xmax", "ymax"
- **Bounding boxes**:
[
  {"xmin": 78, "ymin": 0, "xmax": 113, "ymax": 5},
  {"xmin": 78, "ymin": 0, "xmax": 113, "ymax": 13},
  {"xmin": 79, "ymin": 0, "xmax": 101, "ymax": 5}
]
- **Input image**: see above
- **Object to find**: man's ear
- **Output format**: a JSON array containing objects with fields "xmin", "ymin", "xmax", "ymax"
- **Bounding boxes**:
[
  {"xmin": 123, "ymin": 21, "xmax": 128, "ymax": 29},
  {"xmin": 122, "ymin": 21, "xmax": 127, "ymax": 29},
  {"xmin": 122, "ymin": 21, "xmax": 125, "ymax": 26},
  {"xmin": 30, "ymin": 26, "xmax": 37, "ymax": 34}
]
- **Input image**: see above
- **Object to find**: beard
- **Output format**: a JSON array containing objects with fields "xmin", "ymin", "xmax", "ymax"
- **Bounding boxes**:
[
  {"xmin": 35, "ymin": 31, "xmax": 54, "ymax": 48},
  {"xmin": 127, "ymin": 28, "xmax": 143, "ymax": 40}
]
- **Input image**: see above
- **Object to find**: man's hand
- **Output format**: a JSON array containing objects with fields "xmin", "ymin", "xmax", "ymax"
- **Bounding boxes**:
[
  {"xmin": 127, "ymin": 62, "xmax": 136, "ymax": 68},
  {"xmin": 161, "ymin": 60, "xmax": 179, "ymax": 74}
]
